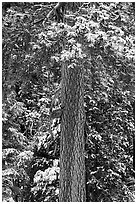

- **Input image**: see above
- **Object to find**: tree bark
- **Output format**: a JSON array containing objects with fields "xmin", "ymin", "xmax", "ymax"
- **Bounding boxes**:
[{"xmin": 59, "ymin": 61, "xmax": 86, "ymax": 202}]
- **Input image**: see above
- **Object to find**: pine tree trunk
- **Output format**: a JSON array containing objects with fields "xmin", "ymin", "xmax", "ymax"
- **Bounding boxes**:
[{"xmin": 59, "ymin": 61, "xmax": 86, "ymax": 202}]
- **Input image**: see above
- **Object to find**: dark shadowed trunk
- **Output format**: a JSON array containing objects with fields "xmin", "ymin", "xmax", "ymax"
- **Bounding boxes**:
[{"xmin": 59, "ymin": 61, "xmax": 86, "ymax": 202}]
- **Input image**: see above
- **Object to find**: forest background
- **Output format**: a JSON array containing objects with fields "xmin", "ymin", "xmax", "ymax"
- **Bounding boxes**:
[{"xmin": 2, "ymin": 1, "xmax": 135, "ymax": 202}]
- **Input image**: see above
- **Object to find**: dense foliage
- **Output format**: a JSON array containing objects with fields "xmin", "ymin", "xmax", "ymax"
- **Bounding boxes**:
[{"xmin": 2, "ymin": 2, "xmax": 135, "ymax": 202}]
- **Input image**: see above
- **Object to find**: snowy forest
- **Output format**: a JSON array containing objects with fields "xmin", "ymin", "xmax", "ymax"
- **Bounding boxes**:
[{"xmin": 2, "ymin": 2, "xmax": 135, "ymax": 202}]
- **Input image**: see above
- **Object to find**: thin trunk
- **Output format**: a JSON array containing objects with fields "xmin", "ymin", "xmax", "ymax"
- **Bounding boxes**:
[{"xmin": 59, "ymin": 61, "xmax": 86, "ymax": 202}]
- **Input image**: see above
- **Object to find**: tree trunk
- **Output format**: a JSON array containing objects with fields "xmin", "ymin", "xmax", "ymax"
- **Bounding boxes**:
[{"xmin": 59, "ymin": 61, "xmax": 86, "ymax": 202}]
